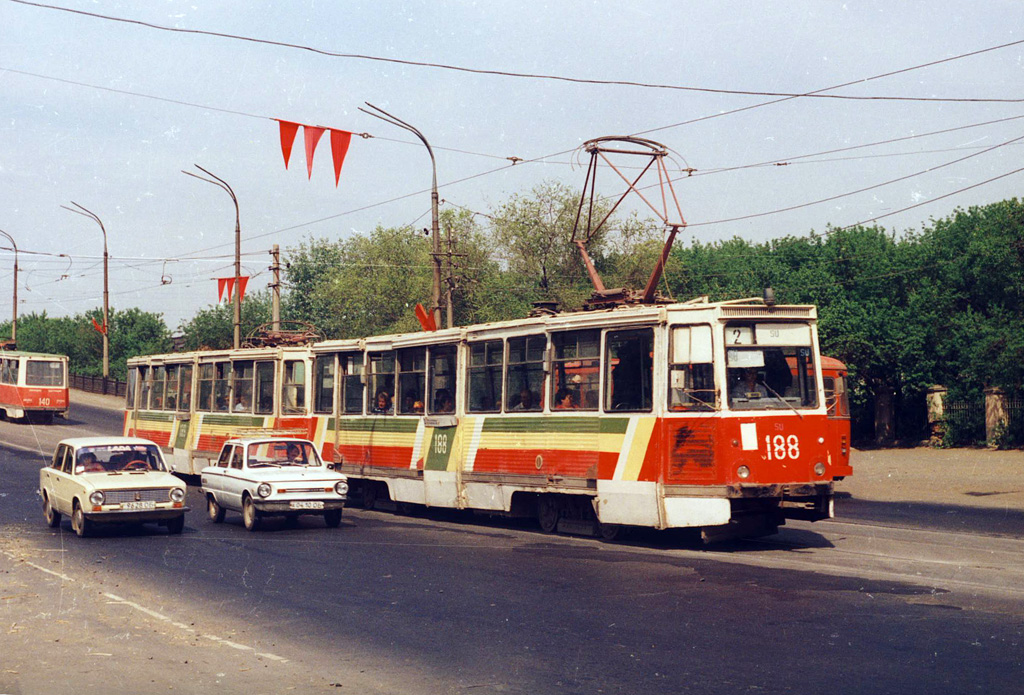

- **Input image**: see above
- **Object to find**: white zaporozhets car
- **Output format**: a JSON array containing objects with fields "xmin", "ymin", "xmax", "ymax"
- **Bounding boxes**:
[
  {"xmin": 200, "ymin": 438, "xmax": 348, "ymax": 531},
  {"xmin": 39, "ymin": 437, "xmax": 189, "ymax": 537}
]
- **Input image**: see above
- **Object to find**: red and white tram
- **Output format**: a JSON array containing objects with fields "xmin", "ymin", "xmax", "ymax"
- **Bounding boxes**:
[
  {"xmin": 125, "ymin": 296, "xmax": 852, "ymax": 540},
  {"xmin": 0, "ymin": 349, "xmax": 69, "ymax": 423}
]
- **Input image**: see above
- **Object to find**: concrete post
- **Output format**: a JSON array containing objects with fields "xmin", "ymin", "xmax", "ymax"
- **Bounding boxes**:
[
  {"xmin": 926, "ymin": 385, "xmax": 947, "ymax": 445},
  {"xmin": 984, "ymin": 387, "xmax": 1009, "ymax": 448}
]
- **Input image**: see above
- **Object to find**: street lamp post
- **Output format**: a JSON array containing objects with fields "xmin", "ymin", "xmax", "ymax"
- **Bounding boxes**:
[
  {"xmin": 61, "ymin": 203, "xmax": 109, "ymax": 379},
  {"xmin": 0, "ymin": 229, "xmax": 18, "ymax": 344},
  {"xmin": 183, "ymin": 165, "xmax": 242, "ymax": 349},
  {"xmin": 358, "ymin": 103, "xmax": 446, "ymax": 329}
]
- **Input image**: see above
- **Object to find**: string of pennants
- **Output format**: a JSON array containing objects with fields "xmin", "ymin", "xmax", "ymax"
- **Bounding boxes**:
[
  {"xmin": 217, "ymin": 277, "xmax": 249, "ymax": 304},
  {"xmin": 276, "ymin": 119, "xmax": 353, "ymax": 186}
]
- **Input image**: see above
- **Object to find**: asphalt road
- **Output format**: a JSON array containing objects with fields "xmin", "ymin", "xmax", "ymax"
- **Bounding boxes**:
[{"xmin": 2, "ymin": 400, "xmax": 1022, "ymax": 694}]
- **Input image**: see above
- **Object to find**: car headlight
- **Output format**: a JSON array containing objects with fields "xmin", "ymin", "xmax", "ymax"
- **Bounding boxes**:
[
  {"xmin": 89, "ymin": 491, "xmax": 105, "ymax": 506},
  {"xmin": 169, "ymin": 487, "xmax": 186, "ymax": 503},
  {"xmin": 256, "ymin": 483, "xmax": 272, "ymax": 498},
  {"xmin": 334, "ymin": 481, "xmax": 349, "ymax": 496}
]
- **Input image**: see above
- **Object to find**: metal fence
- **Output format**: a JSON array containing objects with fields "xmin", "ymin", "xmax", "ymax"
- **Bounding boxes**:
[
  {"xmin": 944, "ymin": 398, "xmax": 1024, "ymax": 446},
  {"xmin": 70, "ymin": 373, "xmax": 127, "ymax": 398}
]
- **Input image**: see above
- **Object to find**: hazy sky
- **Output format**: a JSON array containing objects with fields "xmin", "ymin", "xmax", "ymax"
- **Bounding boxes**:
[{"xmin": 2, "ymin": 0, "xmax": 1022, "ymax": 328}]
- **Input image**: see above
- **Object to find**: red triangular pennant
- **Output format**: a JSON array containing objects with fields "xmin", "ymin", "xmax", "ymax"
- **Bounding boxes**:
[
  {"xmin": 304, "ymin": 126, "xmax": 326, "ymax": 179},
  {"xmin": 224, "ymin": 277, "xmax": 235, "ymax": 303},
  {"xmin": 91, "ymin": 317, "xmax": 107, "ymax": 335},
  {"xmin": 217, "ymin": 278, "xmax": 229, "ymax": 303},
  {"xmin": 277, "ymin": 120, "xmax": 300, "ymax": 169},
  {"xmin": 330, "ymin": 129, "xmax": 353, "ymax": 186},
  {"xmin": 237, "ymin": 276, "xmax": 249, "ymax": 302}
]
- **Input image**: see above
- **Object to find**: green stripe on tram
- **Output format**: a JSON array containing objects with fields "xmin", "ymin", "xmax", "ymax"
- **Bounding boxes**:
[
  {"xmin": 173, "ymin": 418, "xmax": 191, "ymax": 449},
  {"xmin": 329, "ymin": 418, "xmax": 419, "ymax": 434},
  {"xmin": 201, "ymin": 414, "xmax": 266, "ymax": 427},
  {"xmin": 136, "ymin": 410, "xmax": 174, "ymax": 423},
  {"xmin": 481, "ymin": 417, "xmax": 628, "ymax": 435}
]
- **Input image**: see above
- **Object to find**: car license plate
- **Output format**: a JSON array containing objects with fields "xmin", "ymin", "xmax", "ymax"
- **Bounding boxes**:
[
  {"xmin": 122, "ymin": 501, "xmax": 156, "ymax": 511},
  {"xmin": 289, "ymin": 501, "xmax": 324, "ymax": 510}
]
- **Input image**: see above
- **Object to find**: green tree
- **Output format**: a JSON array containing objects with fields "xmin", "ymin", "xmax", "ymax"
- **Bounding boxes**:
[{"xmin": 178, "ymin": 291, "xmax": 273, "ymax": 351}]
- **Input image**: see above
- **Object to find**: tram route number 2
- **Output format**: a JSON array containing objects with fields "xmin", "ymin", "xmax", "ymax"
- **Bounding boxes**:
[{"xmin": 764, "ymin": 434, "xmax": 799, "ymax": 460}]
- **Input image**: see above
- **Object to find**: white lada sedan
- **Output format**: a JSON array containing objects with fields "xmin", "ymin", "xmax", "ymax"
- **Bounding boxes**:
[
  {"xmin": 200, "ymin": 438, "xmax": 348, "ymax": 531},
  {"xmin": 39, "ymin": 437, "xmax": 189, "ymax": 537}
]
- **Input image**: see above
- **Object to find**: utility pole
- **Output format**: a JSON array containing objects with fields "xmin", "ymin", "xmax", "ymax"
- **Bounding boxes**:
[
  {"xmin": 0, "ymin": 229, "xmax": 18, "ymax": 344},
  {"xmin": 61, "ymin": 203, "xmax": 109, "ymax": 379},
  {"xmin": 184, "ymin": 165, "xmax": 242, "ymax": 349},
  {"xmin": 358, "ymin": 103, "xmax": 442, "ymax": 329},
  {"xmin": 270, "ymin": 245, "xmax": 281, "ymax": 331}
]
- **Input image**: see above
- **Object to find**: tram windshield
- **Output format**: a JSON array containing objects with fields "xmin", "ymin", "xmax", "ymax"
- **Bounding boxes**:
[
  {"xmin": 25, "ymin": 359, "xmax": 65, "ymax": 387},
  {"xmin": 725, "ymin": 323, "xmax": 818, "ymax": 411}
]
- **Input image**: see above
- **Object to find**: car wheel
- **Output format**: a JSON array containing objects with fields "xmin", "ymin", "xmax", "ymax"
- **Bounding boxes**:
[
  {"xmin": 324, "ymin": 509, "xmax": 343, "ymax": 528},
  {"xmin": 242, "ymin": 495, "xmax": 261, "ymax": 532},
  {"xmin": 43, "ymin": 493, "xmax": 62, "ymax": 528},
  {"xmin": 167, "ymin": 515, "xmax": 185, "ymax": 535},
  {"xmin": 71, "ymin": 502, "xmax": 92, "ymax": 538},
  {"xmin": 207, "ymin": 495, "xmax": 225, "ymax": 523}
]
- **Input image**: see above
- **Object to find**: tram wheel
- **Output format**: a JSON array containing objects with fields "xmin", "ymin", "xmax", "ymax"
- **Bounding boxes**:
[
  {"xmin": 598, "ymin": 522, "xmax": 623, "ymax": 541},
  {"xmin": 537, "ymin": 496, "xmax": 560, "ymax": 533}
]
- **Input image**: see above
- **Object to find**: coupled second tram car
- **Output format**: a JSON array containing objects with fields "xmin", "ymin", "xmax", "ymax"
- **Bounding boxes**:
[{"xmin": 124, "ymin": 297, "xmax": 852, "ymax": 540}]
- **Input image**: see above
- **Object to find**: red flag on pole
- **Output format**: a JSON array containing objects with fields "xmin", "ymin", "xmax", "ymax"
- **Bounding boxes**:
[
  {"xmin": 330, "ymin": 129, "xmax": 353, "ymax": 186},
  {"xmin": 414, "ymin": 303, "xmax": 437, "ymax": 332},
  {"xmin": 237, "ymin": 276, "xmax": 249, "ymax": 302},
  {"xmin": 277, "ymin": 120, "xmax": 300, "ymax": 169},
  {"xmin": 303, "ymin": 126, "xmax": 326, "ymax": 179},
  {"xmin": 217, "ymin": 278, "xmax": 229, "ymax": 303},
  {"xmin": 91, "ymin": 317, "xmax": 107, "ymax": 335}
]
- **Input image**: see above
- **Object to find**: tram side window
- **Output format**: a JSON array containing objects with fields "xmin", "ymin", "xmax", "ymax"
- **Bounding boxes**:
[
  {"xmin": 0, "ymin": 359, "xmax": 11, "ymax": 384},
  {"xmin": 340, "ymin": 353, "xmax": 364, "ymax": 414},
  {"xmin": 468, "ymin": 341, "xmax": 502, "ymax": 413},
  {"xmin": 506, "ymin": 335, "xmax": 545, "ymax": 412},
  {"xmin": 313, "ymin": 355, "xmax": 336, "ymax": 414},
  {"xmin": 5, "ymin": 359, "xmax": 18, "ymax": 385},
  {"xmin": 213, "ymin": 362, "xmax": 231, "ymax": 412},
  {"xmin": 551, "ymin": 330, "xmax": 599, "ymax": 411},
  {"xmin": 368, "ymin": 352, "xmax": 395, "ymax": 414},
  {"xmin": 165, "ymin": 365, "xmax": 179, "ymax": 411},
  {"xmin": 282, "ymin": 360, "xmax": 306, "ymax": 414},
  {"xmin": 151, "ymin": 366, "xmax": 166, "ymax": 410},
  {"xmin": 139, "ymin": 366, "xmax": 153, "ymax": 410},
  {"xmin": 126, "ymin": 367, "xmax": 137, "ymax": 409},
  {"xmin": 669, "ymin": 325, "xmax": 716, "ymax": 412},
  {"xmin": 429, "ymin": 345, "xmax": 457, "ymax": 414},
  {"xmin": 255, "ymin": 361, "xmax": 275, "ymax": 414},
  {"xmin": 605, "ymin": 329, "xmax": 653, "ymax": 412},
  {"xmin": 197, "ymin": 364, "xmax": 215, "ymax": 411},
  {"xmin": 178, "ymin": 365, "xmax": 193, "ymax": 412},
  {"xmin": 397, "ymin": 348, "xmax": 425, "ymax": 415},
  {"xmin": 232, "ymin": 361, "xmax": 254, "ymax": 413}
]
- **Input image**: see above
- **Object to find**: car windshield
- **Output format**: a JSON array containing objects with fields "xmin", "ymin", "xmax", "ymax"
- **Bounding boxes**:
[
  {"xmin": 75, "ymin": 444, "xmax": 166, "ymax": 474},
  {"xmin": 246, "ymin": 441, "xmax": 321, "ymax": 468}
]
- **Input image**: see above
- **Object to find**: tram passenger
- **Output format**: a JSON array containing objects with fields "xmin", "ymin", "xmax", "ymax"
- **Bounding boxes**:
[
  {"xmin": 233, "ymin": 394, "xmax": 250, "ymax": 412},
  {"xmin": 372, "ymin": 389, "xmax": 393, "ymax": 414},
  {"xmin": 511, "ymin": 388, "xmax": 535, "ymax": 411},
  {"xmin": 434, "ymin": 389, "xmax": 455, "ymax": 414},
  {"xmin": 554, "ymin": 389, "xmax": 578, "ymax": 410}
]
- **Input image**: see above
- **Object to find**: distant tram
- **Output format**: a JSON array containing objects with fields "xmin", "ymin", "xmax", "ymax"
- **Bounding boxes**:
[
  {"xmin": 124, "ymin": 297, "xmax": 852, "ymax": 541},
  {"xmin": 0, "ymin": 349, "xmax": 69, "ymax": 423}
]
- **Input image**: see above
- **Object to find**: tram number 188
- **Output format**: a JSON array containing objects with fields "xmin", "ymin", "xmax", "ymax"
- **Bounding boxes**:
[{"xmin": 764, "ymin": 434, "xmax": 799, "ymax": 460}]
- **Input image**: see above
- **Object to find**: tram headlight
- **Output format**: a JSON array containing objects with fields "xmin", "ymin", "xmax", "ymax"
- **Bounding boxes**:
[
  {"xmin": 89, "ymin": 491, "xmax": 105, "ymax": 506},
  {"xmin": 737, "ymin": 466, "xmax": 751, "ymax": 480},
  {"xmin": 334, "ymin": 481, "xmax": 349, "ymax": 496},
  {"xmin": 169, "ymin": 487, "xmax": 186, "ymax": 503},
  {"xmin": 814, "ymin": 462, "xmax": 826, "ymax": 476},
  {"xmin": 256, "ymin": 483, "xmax": 272, "ymax": 498}
]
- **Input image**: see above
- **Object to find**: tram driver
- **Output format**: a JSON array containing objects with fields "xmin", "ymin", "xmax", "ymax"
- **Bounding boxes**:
[{"xmin": 731, "ymin": 368, "xmax": 769, "ymax": 403}]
